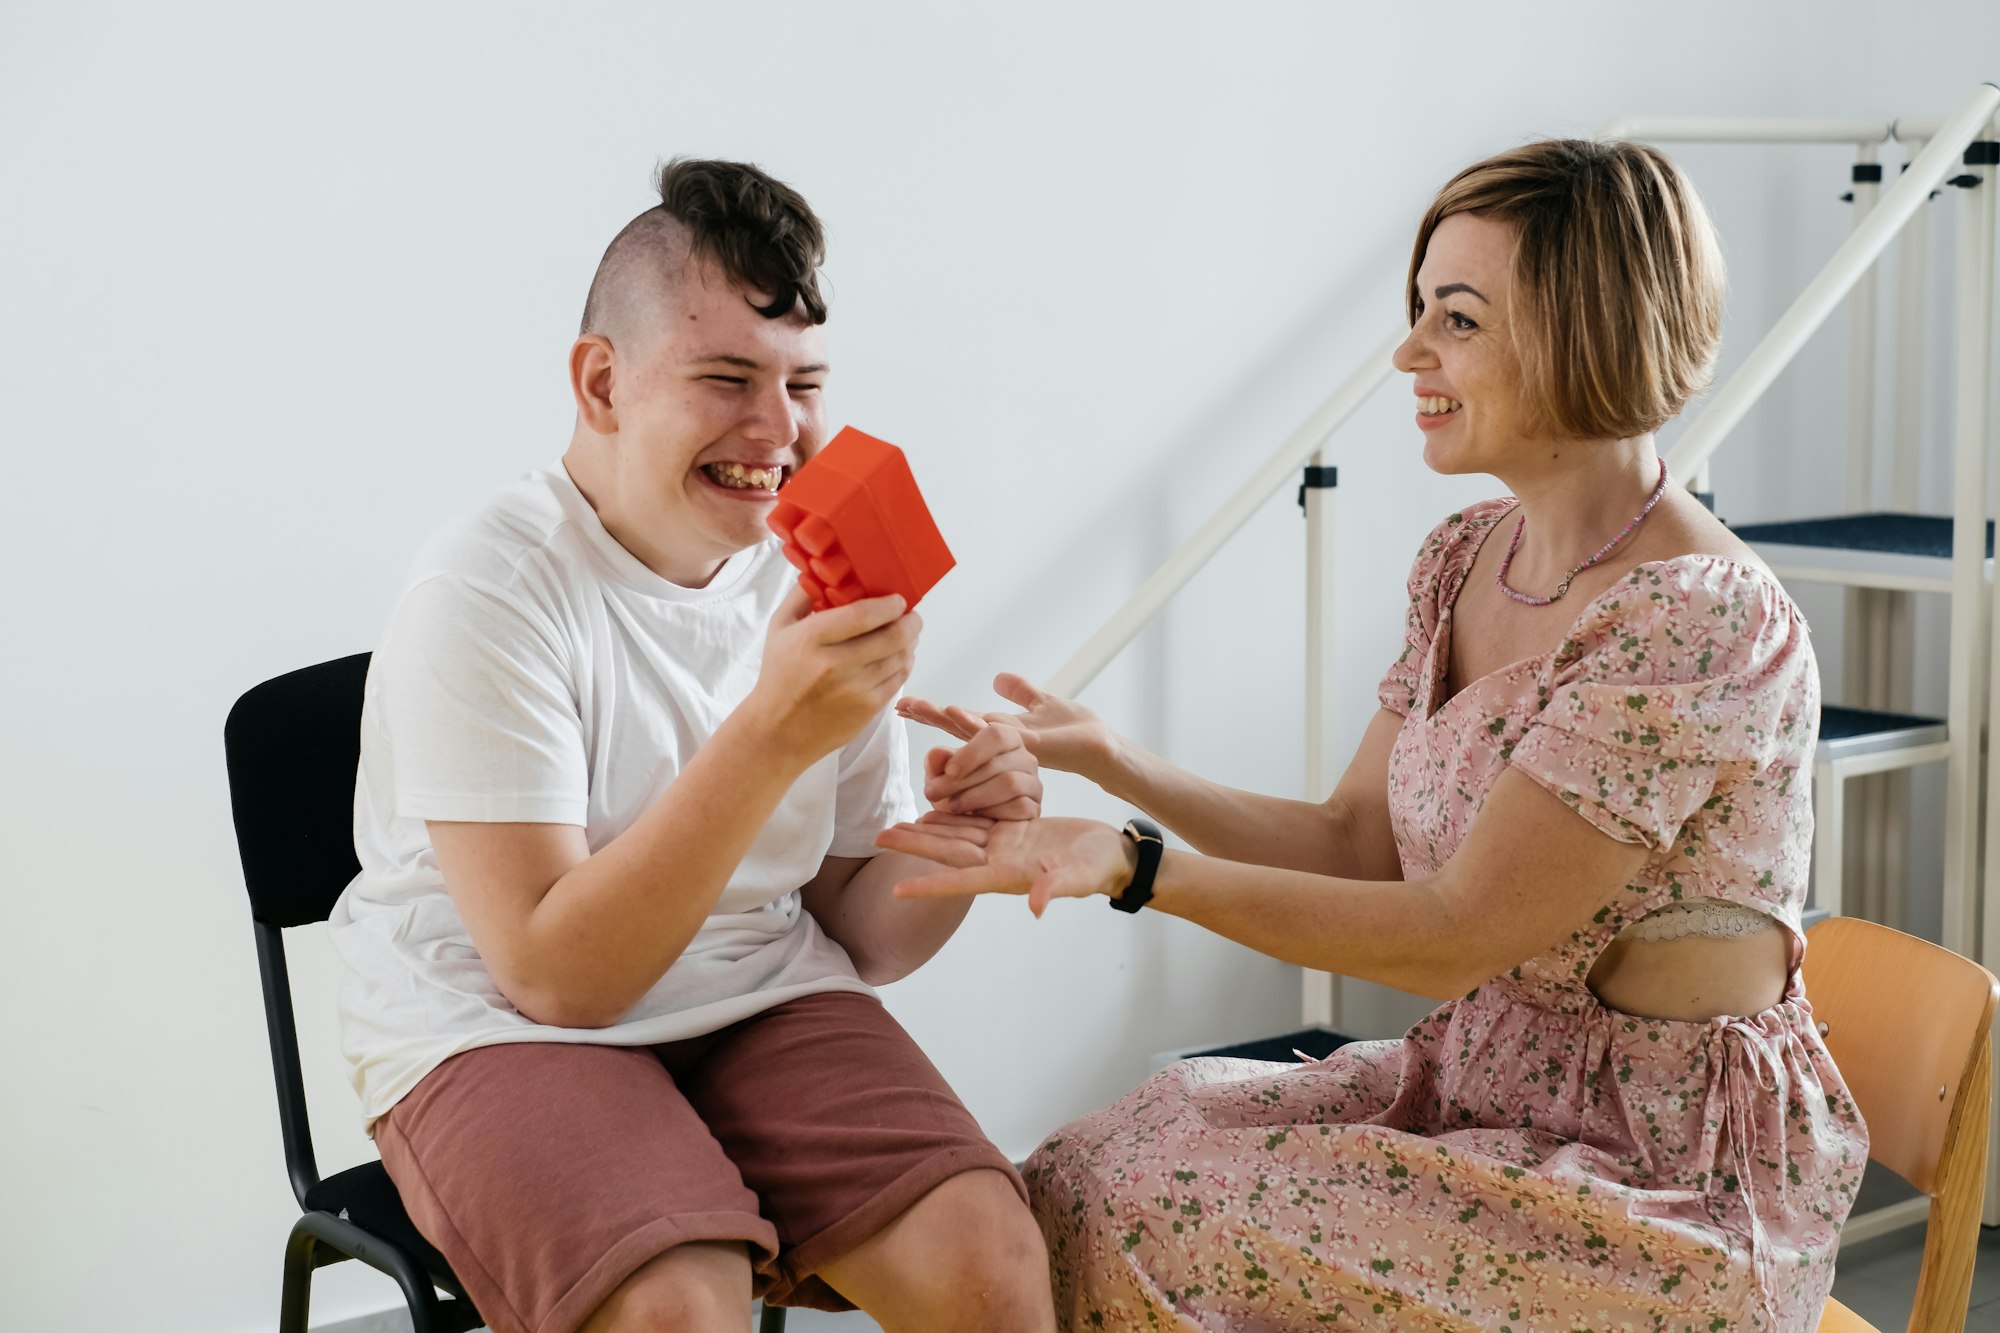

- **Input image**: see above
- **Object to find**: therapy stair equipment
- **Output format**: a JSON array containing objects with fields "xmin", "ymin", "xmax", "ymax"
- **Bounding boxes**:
[{"xmin": 1049, "ymin": 83, "xmax": 2000, "ymax": 1235}]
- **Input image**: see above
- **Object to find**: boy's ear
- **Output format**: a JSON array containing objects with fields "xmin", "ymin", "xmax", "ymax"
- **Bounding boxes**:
[{"xmin": 570, "ymin": 334, "xmax": 619, "ymax": 434}]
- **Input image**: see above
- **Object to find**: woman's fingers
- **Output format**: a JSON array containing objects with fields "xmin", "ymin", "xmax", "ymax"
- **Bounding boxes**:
[
  {"xmin": 875, "ymin": 824, "xmax": 990, "ymax": 867},
  {"xmin": 893, "ymin": 864, "xmax": 1034, "ymax": 899},
  {"xmin": 1027, "ymin": 871, "xmax": 1065, "ymax": 918},
  {"xmin": 897, "ymin": 696, "xmax": 976, "ymax": 741},
  {"xmin": 993, "ymin": 672, "xmax": 1049, "ymax": 710},
  {"xmin": 942, "ymin": 704, "xmax": 990, "ymax": 737}
]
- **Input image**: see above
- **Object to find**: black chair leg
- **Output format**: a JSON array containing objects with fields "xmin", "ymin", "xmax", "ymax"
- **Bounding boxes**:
[
  {"xmin": 392, "ymin": 1264, "xmax": 452, "ymax": 1328},
  {"xmin": 758, "ymin": 1302, "xmax": 788, "ymax": 1332},
  {"xmin": 279, "ymin": 1218, "xmax": 319, "ymax": 1333},
  {"xmin": 285, "ymin": 1210, "xmax": 469, "ymax": 1333},
  {"xmin": 383, "ymin": 1247, "xmax": 451, "ymax": 1333}
]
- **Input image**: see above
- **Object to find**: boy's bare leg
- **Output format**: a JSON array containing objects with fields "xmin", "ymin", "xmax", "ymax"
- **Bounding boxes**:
[
  {"xmin": 818, "ymin": 1168, "xmax": 1056, "ymax": 1333},
  {"xmin": 578, "ymin": 1241, "xmax": 754, "ymax": 1333}
]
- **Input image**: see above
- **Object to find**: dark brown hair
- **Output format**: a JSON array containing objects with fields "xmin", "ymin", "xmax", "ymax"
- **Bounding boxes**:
[
  {"xmin": 581, "ymin": 157, "xmax": 828, "ymax": 335},
  {"xmin": 1407, "ymin": 139, "xmax": 1724, "ymax": 439}
]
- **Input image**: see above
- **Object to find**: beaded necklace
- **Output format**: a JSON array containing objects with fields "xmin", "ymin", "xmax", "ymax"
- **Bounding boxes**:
[{"xmin": 1495, "ymin": 458, "xmax": 1671, "ymax": 607}]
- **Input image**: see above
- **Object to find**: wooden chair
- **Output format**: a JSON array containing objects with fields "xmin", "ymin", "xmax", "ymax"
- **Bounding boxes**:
[{"xmin": 1804, "ymin": 916, "xmax": 1998, "ymax": 1332}]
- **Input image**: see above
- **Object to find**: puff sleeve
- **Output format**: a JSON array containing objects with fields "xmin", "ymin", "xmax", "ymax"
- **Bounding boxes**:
[
  {"xmin": 1506, "ymin": 560, "xmax": 1816, "ymax": 850},
  {"xmin": 1377, "ymin": 503, "xmax": 1514, "ymax": 717}
]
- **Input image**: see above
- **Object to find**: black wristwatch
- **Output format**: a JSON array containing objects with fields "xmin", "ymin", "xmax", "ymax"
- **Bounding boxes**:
[{"xmin": 1110, "ymin": 817, "xmax": 1165, "ymax": 913}]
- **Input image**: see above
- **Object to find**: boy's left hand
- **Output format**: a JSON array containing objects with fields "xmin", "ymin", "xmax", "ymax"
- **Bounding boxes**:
[{"xmin": 921, "ymin": 717, "xmax": 1041, "ymax": 820}]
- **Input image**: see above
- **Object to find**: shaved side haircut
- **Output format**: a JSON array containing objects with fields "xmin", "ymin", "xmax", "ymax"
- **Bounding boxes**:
[{"xmin": 580, "ymin": 157, "xmax": 829, "ymax": 344}]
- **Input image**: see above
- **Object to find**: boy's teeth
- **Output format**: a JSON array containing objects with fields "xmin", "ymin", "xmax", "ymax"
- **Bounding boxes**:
[{"xmin": 707, "ymin": 462, "xmax": 782, "ymax": 490}]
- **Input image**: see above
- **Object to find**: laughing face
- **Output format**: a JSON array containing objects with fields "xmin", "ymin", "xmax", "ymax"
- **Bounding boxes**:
[
  {"xmin": 1392, "ymin": 212, "xmax": 1536, "ymax": 478},
  {"xmin": 577, "ymin": 255, "xmax": 830, "ymax": 586}
]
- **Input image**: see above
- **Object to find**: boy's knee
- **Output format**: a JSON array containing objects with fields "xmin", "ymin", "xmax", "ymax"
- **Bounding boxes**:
[
  {"xmin": 908, "ymin": 1174, "xmax": 1053, "ymax": 1326},
  {"xmin": 581, "ymin": 1242, "xmax": 752, "ymax": 1333}
]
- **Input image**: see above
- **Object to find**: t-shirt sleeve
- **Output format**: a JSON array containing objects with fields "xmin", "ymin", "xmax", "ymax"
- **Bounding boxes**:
[
  {"xmin": 1506, "ymin": 563, "xmax": 1814, "ymax": 850},
  {"xmin": 825, "ymin": 706, "xmax": 922, "ymax": 858},
  {"xmin": 371, "ymin": 573, "xmax": 589, "ymax": 825}
]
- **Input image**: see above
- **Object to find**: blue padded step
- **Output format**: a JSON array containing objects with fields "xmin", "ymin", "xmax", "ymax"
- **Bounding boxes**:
[
  {"xmin": 1817, "ymin": 704, "xmax": 1947, "ymax": 765},
  {"xmin": 1184, "ymin": 1027, "xmax": 1359, "ymax": 1064},
  {"xmin": 1730, "ymin": 512, "xmax": 1993, "ymax": 559}
]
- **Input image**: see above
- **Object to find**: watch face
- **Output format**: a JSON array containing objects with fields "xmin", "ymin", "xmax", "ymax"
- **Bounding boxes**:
[{"xmin": 1125, "ymin": 818, "xmax": 1158, "ymax": 844}]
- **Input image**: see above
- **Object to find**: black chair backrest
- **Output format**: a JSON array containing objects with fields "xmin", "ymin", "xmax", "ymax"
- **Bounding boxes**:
[{"xmin": 225, "ymin": 653, "xmax": 371, "ymax": 928}]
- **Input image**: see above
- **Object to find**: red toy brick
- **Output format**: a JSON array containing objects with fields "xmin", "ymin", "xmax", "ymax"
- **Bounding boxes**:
[{"xmin": 766, "ymin": 427, "xmax": 956, "ymax": 611}]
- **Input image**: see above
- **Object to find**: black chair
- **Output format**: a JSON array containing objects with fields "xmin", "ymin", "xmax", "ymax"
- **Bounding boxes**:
[
  {"xmin": 227, "ymin": 653, "xmax": 788, "ymax": 1333},
  {"xmin": 227, "ymin": 653, "xmax": 485, "ymax": 1333}
]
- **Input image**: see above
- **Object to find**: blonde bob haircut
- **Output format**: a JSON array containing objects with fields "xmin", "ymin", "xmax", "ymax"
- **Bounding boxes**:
[{"xmin": 1407, "ymin": 139, "xmax": 1725, "ymax": 441}]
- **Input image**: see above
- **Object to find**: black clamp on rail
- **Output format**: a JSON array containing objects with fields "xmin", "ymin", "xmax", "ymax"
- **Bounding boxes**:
[
  {"xmin": 1898, "ymin": 160, "xmax": 1945, "ymax": 200},
  {"xmin": 1841, "ymin": 161, "xmax": 1884, "ymax": 202},
  {"xmin": 1948, "ymin": 141, "xmax": 1998, "ymax": 190},
  {"xmin": 1297, "ymin": 465, "xmax": 1338, "ymax": 513}
]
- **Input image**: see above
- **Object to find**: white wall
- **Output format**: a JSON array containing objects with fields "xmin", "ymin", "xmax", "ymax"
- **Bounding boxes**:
[{"xmin": 4, "ymin": 3, "xmax": 1996, "ymax": 1328}]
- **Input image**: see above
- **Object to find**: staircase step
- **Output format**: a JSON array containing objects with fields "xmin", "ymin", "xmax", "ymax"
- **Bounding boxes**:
[
  {"xmin": 1817, "ymin": 704, "xmax": 1948, "ymax": 764},
  {"xmin": 1729, "ymin": 513, "xmax": 1993, "ymax": 591},
  {"xmin": 1187, "ymin": 1027, "xmax": 1357, "ymax": 1063},
  {"xmin": 1730, "ymin": 512, "xmax": 1993, "ymax": 559},
  {"xmin": 1150, "ymin": 1026, "xmax": 1359, "ymax": 1074}
]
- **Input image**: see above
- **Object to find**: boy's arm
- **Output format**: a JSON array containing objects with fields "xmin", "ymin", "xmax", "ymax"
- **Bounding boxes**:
[
  {"xmin": 431, "ymin": 589, "xmax": 919, "ymax": 1029},
  {"xmin": 430, "ymin": 707, "xmax": 808, "ymax": 1029},
  {"xmin": 798, "ymin": 852, "xmax": 974, "ymax": 985}
]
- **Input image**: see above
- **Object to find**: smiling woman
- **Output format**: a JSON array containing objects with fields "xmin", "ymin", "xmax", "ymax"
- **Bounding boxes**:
[{"xmin": 889, "ymin": 139, "xmax": 1862, "ymax": 1332}]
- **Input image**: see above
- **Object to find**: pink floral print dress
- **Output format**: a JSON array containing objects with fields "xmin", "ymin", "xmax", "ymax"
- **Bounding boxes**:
[{"xmin": 1023, "ymin": 500, "xmax": 1866, "ymax": 1331}]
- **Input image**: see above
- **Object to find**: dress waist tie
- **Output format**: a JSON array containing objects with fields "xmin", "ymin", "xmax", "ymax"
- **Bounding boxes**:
[{"xmin": 1713, "ymin": 1018, "xmax": 1785, "ymax": 1318}]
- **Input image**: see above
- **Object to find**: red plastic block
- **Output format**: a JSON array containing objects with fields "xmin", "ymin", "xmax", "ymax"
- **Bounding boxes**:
[{"xmin": 766, "ymin": 427, "xmax": 956, "ymax": 612}]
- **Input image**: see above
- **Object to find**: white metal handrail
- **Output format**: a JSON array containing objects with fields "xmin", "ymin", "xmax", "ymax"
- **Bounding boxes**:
[
  {"xmin": 1045, "ymin": 329, "xmax": 1404, "ymax": 697},
  {"xmin": 1599, "ymin": 116, "xmax": 1894, "ymax": 144},
  {"xmin": 1664, "ymin": 87, "xmax": 2000, "ymax": 483}
]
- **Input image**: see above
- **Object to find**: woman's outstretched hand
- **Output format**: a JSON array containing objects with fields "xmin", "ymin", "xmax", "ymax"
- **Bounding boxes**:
[
  {"xmin": 877, "ymin": 814, "xmax": 1135, "ymax": 917},
  {"xmin": 897, "ymin": 673, "xmax": 1119, "ymax": 783}
]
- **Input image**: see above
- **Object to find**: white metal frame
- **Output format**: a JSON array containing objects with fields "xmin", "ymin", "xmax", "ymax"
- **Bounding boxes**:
[
  {"xmin": 1301, "ymin": 446, "xmax": 1341, "ymax": 1026},
  {"xmin": 1814, "ymin": 740, "xmax": 1953, "ymax": 919}
]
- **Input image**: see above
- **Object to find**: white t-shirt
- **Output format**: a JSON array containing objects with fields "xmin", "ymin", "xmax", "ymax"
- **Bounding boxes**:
[{"xmin": 328, "ymin": 462, "xmax": 918, "ymax": 1128}]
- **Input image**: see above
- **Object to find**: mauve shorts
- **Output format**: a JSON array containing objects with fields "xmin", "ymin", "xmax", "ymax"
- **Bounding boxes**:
[{"xmin": 373, "ymin": 990, "xmax": 1023, "ymax": 1332}]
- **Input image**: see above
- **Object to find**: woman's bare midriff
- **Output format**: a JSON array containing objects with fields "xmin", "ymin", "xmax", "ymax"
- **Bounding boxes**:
[{"xmin": 1586, "ymin": 926, "xmax": 1791, "ymax": 1022}]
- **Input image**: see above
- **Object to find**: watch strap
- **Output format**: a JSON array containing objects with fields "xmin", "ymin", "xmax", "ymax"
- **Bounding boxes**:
[{"xmin": 1110, "ymin": 817, "xmax": 1164, "ymax": 913}]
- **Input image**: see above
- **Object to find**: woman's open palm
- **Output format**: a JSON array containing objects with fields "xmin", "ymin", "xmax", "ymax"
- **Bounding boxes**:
[{"xmin": 876, "ymin": 812, "xmax": 1131, "ymax": 917}]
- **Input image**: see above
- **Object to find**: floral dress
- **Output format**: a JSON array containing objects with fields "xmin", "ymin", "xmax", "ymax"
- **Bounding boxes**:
[{"xmin": 1023, "ymin": 500, "xmax": 1867, "ymax": 1331}]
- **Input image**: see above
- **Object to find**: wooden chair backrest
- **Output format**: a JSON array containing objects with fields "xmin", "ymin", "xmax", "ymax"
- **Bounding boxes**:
[{"xmin": 1802, "ymin": 916, "xmax": 1997, "ymax": 1333}]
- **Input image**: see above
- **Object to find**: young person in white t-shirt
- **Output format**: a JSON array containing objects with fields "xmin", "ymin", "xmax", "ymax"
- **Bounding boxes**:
[{"xmin": 329, "ymin": 158, "xmax": 1055, "ymax": 1333}]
